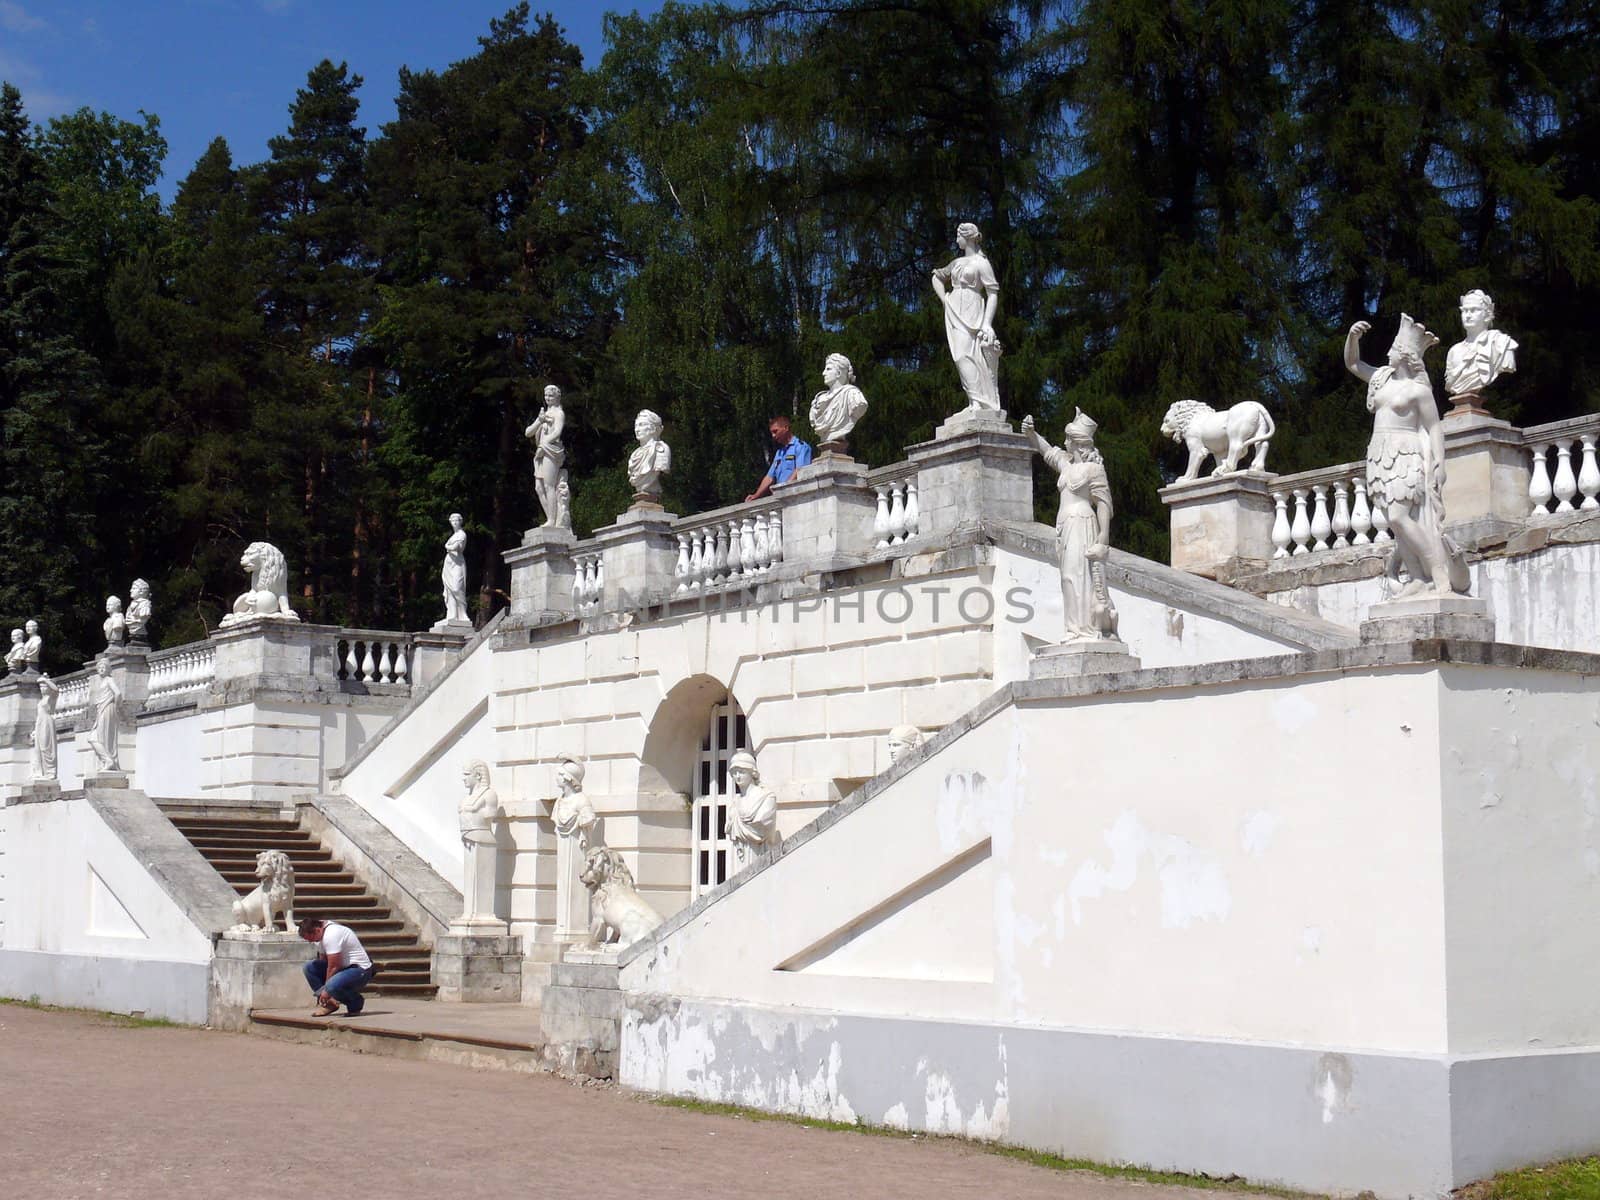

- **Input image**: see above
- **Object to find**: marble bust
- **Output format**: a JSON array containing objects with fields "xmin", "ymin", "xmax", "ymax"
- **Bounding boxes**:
[
  {"xmin": 627, "ymin": 410, "xmax": 672, "ymax": 503},
  {"xmin": 1444, "ymin": 289, "xmax": 1517, "ymax": 409},
  {"xmin": 809, "ymin": 353, "xmax": 869, "ymax": 452},
  {"xmin": 21, "ymin": 619, "xmax": 41, "ymax": 673},
  {"xmin": 887, "ymin": 724, "xmax": 926, "ymax": 764},
  {"xmin": 525, "ymin": 384, "xmax": 571, "ymax": 529},
  {"xmin": 4, "ymin": 629, "xmax": 23, "ymax": 675},
  {"xmin": 457, "ymin": 759, "xmax": 501, "ymax": 926},
  {"xmin": 103, "ymin": 596, "xmax": 126, "ymax": 649},
  {"xmin": 727, "ymin": 749, "xmax": 778, "ymax": 867},
  {"xmin": 931, "ymin": 222, "xmax": 1002, "ymax": 413},
  {"xmin": 126, "ymin": 579, "xmax": 152, "ymax": 647},
  {"xmin": 552, "ymin": 757, "xmax": 599, "ymax": 850}
]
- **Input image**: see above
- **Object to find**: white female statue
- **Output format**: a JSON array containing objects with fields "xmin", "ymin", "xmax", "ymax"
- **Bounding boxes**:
[
  {"xmin": 86, "ymin": 659, "xmax": 123, "ymax": 774},
  {"xmin": 441, "ymin": 513, "xmax": 469, "ymax": 625},
  {"xmin": 552, "ymin": 757, "xmax": 600, "ymax": 941},
  {"xmin": 809, "ymin": 352, "xmax": 869, "ymax": 453},
  {"xmin": 457, "ymin": 759, "xmax": 501, "ymax": 926},
  {"xmin": 525, "ymin": 385, "xmax": 572, "ymax": 529},
  {"xmin": 627, "ymin": 409, "xmax": 672, "ymax": 504},
  {"xmin": 727, "ymin": 749, "xmax": 779, "ymax": 868},
  {"xmin": 126, "ymin": 579, "xmax": 152, "ymax": 647},
  {"xmin": 103, "ymin": 595, "xmax": 126, "ymax": 649},
  {"xmin": 1345, "ymin": 316, "xmax": 1470, "ymax": 596},
  {"xmin": 931, "ymin": 222, "xmax": 1002, "ymax": 413},
  {"xmin": 30, "ymin": 673, "xmax": 58, "ymax": 782},
  {"xmin": 1444, "ymin": 289, "xmax": 1517, "ymax": 411},
  {"xmin": 1021, "ymin": 410, "xmax": 1119, "ymax": 641}
]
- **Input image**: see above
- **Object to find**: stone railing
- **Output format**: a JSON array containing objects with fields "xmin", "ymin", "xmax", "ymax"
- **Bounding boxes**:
[
  {"xmin": 867, "ymin": 462, "xmax": 922, "ymax": 548},
  {"xmin": 146, "ymin": 643, "xmax": 217, "ymax": 705},
  {"xmin": 333, "ymin": 630, "xmax": 414, "ymax": 687},
  {"xmin": 54, "ymin": 669, "xmax": 92, "ymax": 726},
  {"xmin": 1269, "ymin": 463, "xmax": 1390, "ymax": 559},
  {"xmin": 672, "ymin": 499, "xmax": 785, "ymax": 595},
  {"xmin": 573, "ymin": 549, "xmax": 604, "ymax": 612},
  {"xmin": 1526, "ymin": 415, "xmax": 1600, "ymax": 516}
]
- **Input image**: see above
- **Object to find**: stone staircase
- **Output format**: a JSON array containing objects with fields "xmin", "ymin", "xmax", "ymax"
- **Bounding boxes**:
[{"xmin": 167, "ymin": 813, "xmax": 437, "ymax": 998}]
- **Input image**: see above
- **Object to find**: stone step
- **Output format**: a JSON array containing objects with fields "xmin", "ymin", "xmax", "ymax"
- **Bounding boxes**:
[{"xmin": 247, "ymin": 1004, "xmax": 542, "ymax": 1066}]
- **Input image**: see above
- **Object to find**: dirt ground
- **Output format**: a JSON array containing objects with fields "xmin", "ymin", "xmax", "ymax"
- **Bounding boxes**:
[{"xmin": 0, "ymin": 1004, "xmax": 1255, "ymax": 1200}]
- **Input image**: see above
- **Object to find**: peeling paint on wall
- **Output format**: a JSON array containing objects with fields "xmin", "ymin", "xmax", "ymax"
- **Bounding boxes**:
[
  {"xmin": 1240, "ymin": 811, "xmax": 1281, "ymax": 857},
  {"xmin": 1068, "ymin": 810, "xmax": 1233, "ymax": 929}
]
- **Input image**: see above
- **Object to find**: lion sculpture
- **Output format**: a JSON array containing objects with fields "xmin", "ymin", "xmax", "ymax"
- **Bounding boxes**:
[
  {"xmin": 229, "ymin": 849, "xmax": 296, "ymax": 933},
  {"xmin": 581, "ymin": 846, "xmax": 663, "ymax": 948},
  {"xmin": 1161, "ymin": 399, "xmax": 1276, "ymax": 481},
  {"xmin": 220, "ymin": 541, "xmax": 299, "ymax": 626}
]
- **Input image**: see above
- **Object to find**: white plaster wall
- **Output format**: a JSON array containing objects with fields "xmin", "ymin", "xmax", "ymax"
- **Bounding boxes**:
[
  {"xmin": 1439, "ymin": 664, "xmax": 1600, "ymax": 1051},
  {"xmin": 625, "ymin": 666, "xmax": 1455, "ymax": 1054},
  {"xmin": 1269, "ymin": 540, "xmax": 1600, "ymax": 653}
]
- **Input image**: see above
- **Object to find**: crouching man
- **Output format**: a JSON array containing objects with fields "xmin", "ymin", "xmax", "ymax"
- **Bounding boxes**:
[{"xmin": 297, "ymin": 916, "xmax": 375, "ymax": 1017}]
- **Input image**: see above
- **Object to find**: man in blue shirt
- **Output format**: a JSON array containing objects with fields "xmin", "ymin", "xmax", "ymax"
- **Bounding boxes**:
[{"xmin": 745, "ymin": 416, "xmax": 813, "ymax": 502}]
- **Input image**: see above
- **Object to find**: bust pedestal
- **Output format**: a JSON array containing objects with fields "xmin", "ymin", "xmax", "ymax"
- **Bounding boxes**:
[
  {"xmin": 785, "ymin": 457, "xmax": 877, "ymax": 561},
  {"xmin": 594, "ymin": 508, "xmax": 679, "ymax": 611},
  {"xmin": 1159, "ymin": 471, "xmax": 1277, "ymax": 579},
  {"xmin": 1028, "ymin": 638, "xmax": 1141, "ymax": 679},
  {"xmin": 433, "ymin": 928, "xmax": 523, "ymax": 1003},
  {"xmin": 1360, "ymin": 594, "xmax": 1495, "ymax": 644}
]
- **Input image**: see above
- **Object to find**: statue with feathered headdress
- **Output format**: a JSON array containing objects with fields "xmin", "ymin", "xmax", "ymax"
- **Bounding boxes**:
[{"xmin": 1343, "ymin": 314, "xmax": 1470, "ymax": 597}]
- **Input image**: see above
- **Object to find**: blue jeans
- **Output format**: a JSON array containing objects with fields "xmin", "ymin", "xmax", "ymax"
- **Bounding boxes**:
[{"xmin": 304, "ymin": 959, "xmax": 374, "ymax": 1013}]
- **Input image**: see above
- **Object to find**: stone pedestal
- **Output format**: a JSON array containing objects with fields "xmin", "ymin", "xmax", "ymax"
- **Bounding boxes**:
[
  {"xmin": 0, "ymin": 674, "xmax": 40, "ymax": 750},
  {"xmin": 540, "ymin": 953, "xmax": 622, "ymax": 1079},
  {"xmin": 1159, "ymin": 471, "xmax": 1277, "ymax": 578},
  {"xmin": 210, "ymin": 932, "xmax": 308, "ymax": 1030},
  {"xmin": 1446, "ymin": 390, "xmax": 1491, "ymax": 418},
  {"xmin": 100, "ymin": 645, "xmax": 152, "ymax": 710},
  {"xmin": 1441, "ymin": 413, "xmax": 1530, "ymax": 541},
  {"xmin": 906, "ymin": 416, "xmax": 1033, "ymax": 540},
  {"xmin": 411, "ymin": 627, "xmax": 470, "ymax": 689},
  {"xmin": 433, "ymin": 931, "xmax": 523, "ymax": 1003},
  {"xmin": 555, "ymin": 834, "xmax": 591, "ymax": 944},
  {"xmin": 12, "ymin": 780, "xmax": 62, "ymax": 804},
  {"xmin": 428, "ymin": 617, "xmax": 474, "ymax": 636},
  {"xmin": 594, "ymin": 508, "xmax": 679, "ymax": 610},
  {"xmin": 1360, "ymin": 594, "xmax": 1495, "ymax": 644},
  {"xmin": 785, "ymin": 457, "xmax": 878, "ymax": 560},
  {"xmin": 208, "ymin": 617, "xmax": 334, "ymax": 700},
  {"xmin": 1028, "ymin": 639, "xmax": 1141, "ymax": 679},
  {"xmin": 505, "ymin": 526, "xmax": 578, "ymax": 621},
  {"xmin": 84, "ymin": 772, "xmax": 130, "ymax": 789}
]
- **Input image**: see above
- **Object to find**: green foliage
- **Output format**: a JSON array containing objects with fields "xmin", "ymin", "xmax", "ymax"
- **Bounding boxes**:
[
  {"xmin": 1457, "ymin": 1156, "xmax": 1600, "ymax": 1200},
  {"xmin": 1, "ymin": 0, "xmax": 1598, "ymax": 662}
]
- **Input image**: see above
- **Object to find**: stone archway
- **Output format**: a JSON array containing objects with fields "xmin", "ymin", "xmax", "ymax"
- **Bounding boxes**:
[{"xmin": 638, "ymin": 673, "xmax": 749, "ymax": 902}]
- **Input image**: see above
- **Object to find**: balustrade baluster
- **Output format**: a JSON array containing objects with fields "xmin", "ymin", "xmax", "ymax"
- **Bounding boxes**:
[
  {"xmin": 751, "ymin": 513, "xmax": 769, "ymax": 570},
  {"xmin": 1330, "ymin": 480, "xmax": 1351, "ymax": 548},
  {"xmin": 740, "ymin": 518, "xmax": 757, "ymax": 574},
  {"xmin": 1290, "ymin": 490, "xmax": 1311, "ymax": 556},
  {"xmin": 1371, "ymin": 497, "xmax": 1392, "ymax": 542},
  {"xmin": 1554, "ymin": 441, "xmax": 1578, "ymax": 512},
  {"xmin": 1310, "ymin": 485, "xmax": 1332, "ymax": 551},
  {"xmin": 888, "ymin": 482, "xmax": 908, "ymax": 545},
  {"xmin": 904, "ymin": 481, "xmax": 920, "ymax": 537},
  {"xmin": 1579, "ymin": 435, "xmax": 1600, "ymax": 510},
  {"xmin": 873, "ymin": 486, "xmax": 891, "ymax": 549},
  {"xmin": 674, "ymin": 534, "xmax": 690, "ymax": 594},
  {"xmin": 341, "ymin": 641, "xmax": 356, "ymax": 681},
  {"xmin": 1528, "ymin": 444, "xmax": 1554, "ymax": 514},
  {"xmin": 593, "ymin": 559, "xmax": 605, "ymax": 603},
  {"xmin": 382, "ymin": 643, "xmax": 398, "ymax": 683},
  {"xmin": 768, "ymin": 511, "xmax": 783, "ymax": 563},
  {"xmin": 686, "ymin": 533, "xmax": 703, "ymax": 589},
  {"xmin": 361, "ymin": 642, "xmax": 378, "ymax": 683},
  {"xmin": 713, "ymin": 526, "xmax": 729, "ymax": 583},
  {"xmin": 1270, "ymin": 492, "xmax": 1291, "ymax": 559},
  {"xmin": 725, "ymin": 519, "xmax": 743, "ymax": 579},
  {"xmin": 1350, "ymin": 478, "xmax": 1372, "ymax": 545}
]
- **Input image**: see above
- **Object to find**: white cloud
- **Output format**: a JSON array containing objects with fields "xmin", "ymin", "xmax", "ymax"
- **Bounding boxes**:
[{"xmin": 0, "ymin": 2, "xmax": 47, "ymax": 34}]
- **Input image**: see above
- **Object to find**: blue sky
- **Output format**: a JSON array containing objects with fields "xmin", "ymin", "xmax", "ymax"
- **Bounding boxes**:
[{"xmin": 0, "ymin": 1, "xmax": 666, "ymax": 197}]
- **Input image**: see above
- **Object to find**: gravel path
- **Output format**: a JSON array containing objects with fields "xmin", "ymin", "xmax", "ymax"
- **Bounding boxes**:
[{"xmin": 0, "ymin": 1003, "xmax": 1253, "ymax": 1200}]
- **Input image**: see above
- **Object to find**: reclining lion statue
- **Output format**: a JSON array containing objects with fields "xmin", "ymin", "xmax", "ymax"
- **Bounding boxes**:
[
  {"xmin": 220, "ymin": 541, "xmax": 300, "ymax": 627},
  {"xmin": 1161, "ymin": 399, "xmax": 1276, "ymax": 481},
  {"xmin": 581, "ymin": 846, "xmax": 663, "ymax": 948}
]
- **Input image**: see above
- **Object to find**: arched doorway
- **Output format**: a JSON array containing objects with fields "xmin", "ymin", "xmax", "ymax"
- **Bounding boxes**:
[{"xmin": 692, "ymin": 693, "xmax": 749, "ymax": 899}]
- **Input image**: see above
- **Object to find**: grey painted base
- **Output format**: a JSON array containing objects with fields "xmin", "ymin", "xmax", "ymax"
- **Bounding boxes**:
[
  {"xmin": 620, "ymin": 997, "xmax": 1600, "ymax": 1198},
  {"xmin": 433, "ymin": 932, "xmax": 523, "ymax": 1003},
  {"xmin": 211, "ymin": 935, "xmax": 310, "ymax": 1030},
  {"xmin": 0, "ymin": 948, "xmax": 209, "ymax": 1025},
  {"xmin": 542, "ymin": 959, "xmax": 621, "ymax": 1079}
]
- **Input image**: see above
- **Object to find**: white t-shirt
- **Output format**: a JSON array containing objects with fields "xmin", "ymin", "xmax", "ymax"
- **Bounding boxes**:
[{"xmin": 319, "ymin": 922, "xmax": 372, "ymax": 970}]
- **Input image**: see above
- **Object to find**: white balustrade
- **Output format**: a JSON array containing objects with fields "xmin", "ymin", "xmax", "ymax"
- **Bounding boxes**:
[
  {"xmin": 1270, "ymin": 492, "xmax": 1291, "ymax": 559},
  {"xmin": 1273, "ymin": 465, "xmax": 1379, "ymax": 559},
  {"xmin": 1350, "ymin": 478, "xmax": 1372, "ymax": 545},
  {"xmin": 1290, "ymin": 490, "xmax": 1310, "ymax": 556},
  {"xmin": 1330, "ymin": 480, "xmax": 1351, "ymax": 548},
  {"xmin": 146, "ymin": 645, "xmax": 217, "ymax": 703},
  {"xmin": 574, "ymin": 553, "xmax": 603, "ymax": 608},
  {"xmin": 334, "ymin": 636, "xmax": 413, "ymax": 686},
  {"xmin": 872, "ymin": 477, "xmax": 920, "ymax": 548},
  {"xmin": 1527, "ymin": 421, "xmax": 1600, "ymax": 516},
  {"xmin": 54, "ymin": 674, "xmax": 92, "ymax": 723},
  {"xmin": 1309, "ymin": 485, "xmax": 1332, "ymax": 552}
]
